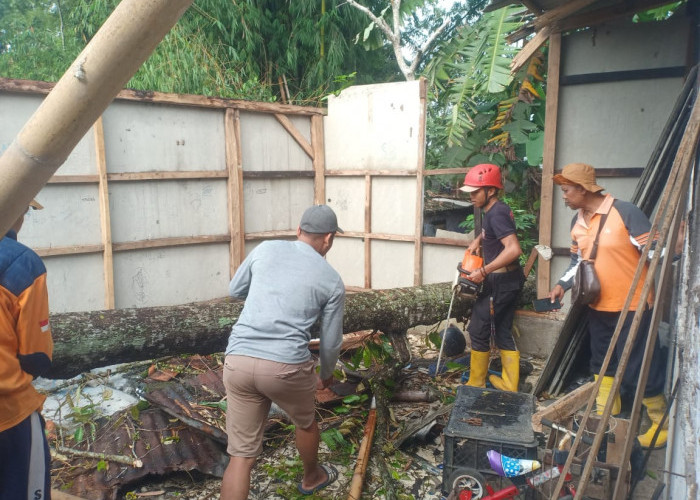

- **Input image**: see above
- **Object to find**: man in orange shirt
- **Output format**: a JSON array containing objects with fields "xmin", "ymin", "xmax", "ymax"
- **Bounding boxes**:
[
  {"xmin": 549, "ymin": 164, "xmax": 667, "ymax": 449},
  {"xmin": 0, "ymin": 199, "xmax": 53, "ymax": 500}
]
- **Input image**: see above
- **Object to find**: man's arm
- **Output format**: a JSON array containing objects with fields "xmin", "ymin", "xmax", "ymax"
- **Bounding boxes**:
[
  {"xmin": 549, "ymin": 214, "xmax": 581, "ymax": 303},
  {"xmin": 228, "ymin": 253, "xmax": 254, "ymax": 299},
  {"xmin": 17, "ymin": 273, "xmax": 53, "ymax": 378},
  {"xmin": 318, "ymin": 280, "xmax": 345, "ymax": 382}
]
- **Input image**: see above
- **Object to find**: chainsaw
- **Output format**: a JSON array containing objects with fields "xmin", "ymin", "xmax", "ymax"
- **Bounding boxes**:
[{"xmin": 455, "ymin": 250, "xmax": 484, "ymax": 299}]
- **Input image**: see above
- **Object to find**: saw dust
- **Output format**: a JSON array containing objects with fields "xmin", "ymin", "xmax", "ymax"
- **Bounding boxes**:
[{"xmin": 44, "ymin": 324, "xmax": 546, "ymax": 500}]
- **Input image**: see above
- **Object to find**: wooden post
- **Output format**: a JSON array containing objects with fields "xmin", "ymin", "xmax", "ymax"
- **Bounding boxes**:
[
  {"xmin": 0, "ymin": 0, "xmax": 194, "ymax": 236},
  {"xmin": 365, "ymin": 174, "xmax": 372, "ymax": 289},
  {"xmin": 93, "ymin": 117, "xmax": 115, "ymax": 309},
  {"xmin": 225, "ymin": 108, "xmax": 245, "ymax": 276},
  {"xmin": 311, "ymin": 114, "xmax": 326, "ymax": 205},
  {"xmin": 414, "ymin": 77, "xmax": 428, "ymax": 285},
  {"xmin": 537, "ymin": 32, "xmax": 561, "ymax": 298}
]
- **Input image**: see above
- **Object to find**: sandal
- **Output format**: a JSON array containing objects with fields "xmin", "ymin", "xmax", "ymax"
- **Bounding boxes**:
[{"xmin": 297, "ymin": 464, "xmax": 338, "ymax": 495}]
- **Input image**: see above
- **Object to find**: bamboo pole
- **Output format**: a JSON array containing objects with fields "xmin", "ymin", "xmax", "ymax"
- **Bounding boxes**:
[
  {"xmin": 550, "ymin": 93, "xmax": 700, "ymax": 500},
  {"xmin": 347, "ymin": 397, "xmax": 377, "ymax": 500},
  {"xmin": 0, "ymin": 0, "xmax": 194, "ymax": 236},
  {"xmin": 611, "ymin": 195, "xmax": 687, "ymax": 499}
]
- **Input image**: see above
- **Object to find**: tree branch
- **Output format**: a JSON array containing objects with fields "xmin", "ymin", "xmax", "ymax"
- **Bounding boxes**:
[
  {"xmin": 408, "ymin": 14, "xmax": 452, "ymax": 77},
  {"xmin": 345, "ymin": 0, "xmax": 414, "ymax": 80}
]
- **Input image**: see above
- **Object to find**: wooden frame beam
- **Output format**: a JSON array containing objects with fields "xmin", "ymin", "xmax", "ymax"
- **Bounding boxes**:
[
  {"xmin": 511, "ymin": 27, "xmax": 551, "ymax": 73},
  {"xmin": 93, "ymin": 117, "xmax": 115, "ymax": 309},
  {"xmin": 311, "ymin": 115, "xmax": 326, "ymax": 204},
  {"xmin": 365, "ymin": 174, "xmax": 372, "ymax": 289},
  {"xmin": 225, "ymin": 108, "xmax": 245, "ymax": 277},
  {"xmin": 274, "ymin": 114, "xmax": 314, "ymax": 159},
  {"xmin": 557, "ymin": 0, "xmax": 681, "ymax": 32},
  {"xmin": 537, "ymin": 32, "xmax": 561, "ymax": 298},
  {"xmin": 0, "ymin": 77, "xmax": 325, "ymax": 116},
  {"xmin": 414, "ymin": 78, "xmax": 428, "ymax": 286},
  {"xmin": 35, "ymin": 234, "xmax": 231, "ymax": 257},
  {"xmin": 534, "ymin": 0, "xmax": 599, "ymax": 30},
  {"xmin": 325, "ymin": 169, "xmax": 417, "ymax": 176},
  {"xmin": 112, "ymin": 235, "xmax": 230, "ymax": 252}
]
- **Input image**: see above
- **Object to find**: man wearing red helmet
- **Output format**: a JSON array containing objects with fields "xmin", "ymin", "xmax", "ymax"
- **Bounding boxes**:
[{"xmin": 460, "ymin": 164, "xmax": 524, "ymax": 392}]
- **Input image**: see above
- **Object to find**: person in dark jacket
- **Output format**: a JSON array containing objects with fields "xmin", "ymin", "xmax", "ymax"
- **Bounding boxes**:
[{"xmin": 460, "ymin": 164, "xmax": 523, "ymax": 392}]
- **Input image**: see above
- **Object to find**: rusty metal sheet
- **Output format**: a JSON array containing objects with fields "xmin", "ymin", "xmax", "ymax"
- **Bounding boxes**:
[
  {"xmin": 53, "ymin": 408, "xmax": 228, "ymax": 500},
  {"xmin": 144, "ymin": 382, "xmax": 228, "ymax": 444}
]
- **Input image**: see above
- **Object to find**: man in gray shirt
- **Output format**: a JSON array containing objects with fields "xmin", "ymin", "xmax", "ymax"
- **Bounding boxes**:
[{"xmin": 220, "ymin": 205, "xmax": 345, "ymax": 499}]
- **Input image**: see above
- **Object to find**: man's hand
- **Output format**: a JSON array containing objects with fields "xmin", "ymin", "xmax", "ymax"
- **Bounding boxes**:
[
  {"xmin": 466, "ymin": 269, "xmax": 485, "ymax": 284},
  {"xmin": 549, "ymin": 284, "xmax": 565, "ymax": 307},
  {"xmin": 317, "ymin": 375, "xmax": 334, "ymax": 390}
]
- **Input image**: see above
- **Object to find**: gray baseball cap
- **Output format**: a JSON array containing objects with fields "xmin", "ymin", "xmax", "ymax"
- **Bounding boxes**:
[{"xmin": 299, "ymin": 205, "xmax": 343, "ymax": 234}]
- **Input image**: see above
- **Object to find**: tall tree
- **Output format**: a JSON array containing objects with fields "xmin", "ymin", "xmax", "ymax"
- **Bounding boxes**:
[{"xmin": 345, "ymin": 0, "xmax": 488, "ymax": 81}]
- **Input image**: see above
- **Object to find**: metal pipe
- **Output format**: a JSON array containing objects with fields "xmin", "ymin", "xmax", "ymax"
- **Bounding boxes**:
[{"xmin": 0, "ymin": 0, "xmax": 194, "ymax": 235}]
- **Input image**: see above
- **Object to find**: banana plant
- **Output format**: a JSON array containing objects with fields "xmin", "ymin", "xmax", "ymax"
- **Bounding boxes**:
[{"xmin": 423, "ymin": 5, "xmax": 526, "ymax": 155}]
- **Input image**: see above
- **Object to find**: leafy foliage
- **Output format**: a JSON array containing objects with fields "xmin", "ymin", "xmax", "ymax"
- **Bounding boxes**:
[
  {"xmin": 633, "ymin": 1, "xmax": 685, "ymax": 22},
  {"xmin": 422, "ymin": 6, "xmax": 546, "ymax": 256},
  {"xmin": 0, "ymin": 0, "xmax": 398, "ymax": 104}
]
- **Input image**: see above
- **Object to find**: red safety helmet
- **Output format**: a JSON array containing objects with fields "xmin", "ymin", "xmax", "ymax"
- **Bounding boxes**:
[{"xmin": 459, "ymin": 164, "xmax": 503, "ymax": 192}]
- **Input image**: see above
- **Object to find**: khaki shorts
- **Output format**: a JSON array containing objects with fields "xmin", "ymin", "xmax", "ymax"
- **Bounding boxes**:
[{"xmin": 223, "ymin": 355, "xmax": 317, "ymax": 457}]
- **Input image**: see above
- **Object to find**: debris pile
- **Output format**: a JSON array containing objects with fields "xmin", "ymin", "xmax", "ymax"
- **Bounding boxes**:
[{"xmin": 42, "ymin": 326, "xmax": 545, "ymax": 499}]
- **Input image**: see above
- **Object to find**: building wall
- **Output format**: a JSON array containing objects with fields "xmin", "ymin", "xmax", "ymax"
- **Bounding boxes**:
[{"xmin": 549, "ymin": 15, "xmax": 690, "ymax": 303}]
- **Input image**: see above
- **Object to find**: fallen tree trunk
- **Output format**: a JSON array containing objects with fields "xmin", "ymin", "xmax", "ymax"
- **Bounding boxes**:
[{"xmin": 48, "ymin": 283, "xmax": 470, "ymax": 378}]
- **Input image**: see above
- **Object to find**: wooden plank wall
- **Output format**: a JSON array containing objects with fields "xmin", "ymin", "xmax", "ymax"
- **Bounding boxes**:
[
  {"xmin": 0, "ymin": 77, "xmax": 477, "ymax": 311},
  {"xmin": 0, "ymin": 78, "xmax": 324, "ymax": 311}
]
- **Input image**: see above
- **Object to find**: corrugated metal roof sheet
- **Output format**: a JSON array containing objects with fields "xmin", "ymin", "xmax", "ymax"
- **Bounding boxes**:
[{"xmin": 54, "ymin": 408, "xmax": 228, "ymax": 500}]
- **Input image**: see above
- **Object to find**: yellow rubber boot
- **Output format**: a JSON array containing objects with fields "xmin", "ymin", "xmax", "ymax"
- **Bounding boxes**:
[
  {"xmin": 489, "ymin": 350, "xmax": 520, "ymax": 392},
  {"xmin": 594, "ymin": 375, "xmax": 621, "ymax": 416},
  {"xmin": 638, "ymin": 394, "xmax": 668, "ymax": 449},
  {"xmin": 465, "ymin": 350, "xmax": 490, "ymax": 388}
]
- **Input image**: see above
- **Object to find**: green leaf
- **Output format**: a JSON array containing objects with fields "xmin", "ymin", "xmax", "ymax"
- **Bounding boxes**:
[
  {"xmin": 526, "ymin": 130, "xmax": 544, "ymax": 166},
  {"xmin": 200, "ymin": 400, "xmax": 227, "ymax": 411},
  {"xmin": 363, "ymin": 21, "xmax": 375, "ymax": 42},
  {"xmin": 97, "ymin": 460, "xmax": 108, "ymax": 472},
  {"xmin": 343, "ymin": 394, "xmax": 362, "ymax": 404}
]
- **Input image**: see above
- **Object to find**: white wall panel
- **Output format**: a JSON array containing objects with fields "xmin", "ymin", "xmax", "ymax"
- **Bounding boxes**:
[
  {"xmin": 422, "ymin": 245, "xmax": 466, "ymax": 284},
  {"xmin": 325, "ymin": 81, "xmax": 422, "ymax": 170},
  {"xmin": 547, "ymin": 15, "xmax": 690, "ymax": 298},
  {"xmin": 326, "ymin": 238, "xmax": 364, "ymax": 288},
  {"xmin": 371, "ymin": 178, "xmax": 416, "ymax": 235},
  {"xmin": 113, "ymin": 244, "xmax": 230, "ymax": 308},
  {"xmin": 0, "ymin": 93, "xmax": 96, "ymax": 175},
  {"xmin": 239, "ymin": 112, "xmax": 312, "ymax": 171},
  {"xmin": 561, "ymin": 17, "xmax": 688, "ymax": 75},
  {"xmin": 109, "ymin": 180, "xmax": 229, "ymax": 242},
  {"xmin": 242, "ymin": 178, "xmax": 314, "ymax": 233},
  {"xmin": 556, "ymin": 79, "xmax": 683, "ymax": 169},
  {"xmin": 371, "ymin": 240, "xmax": 414, "ymax": 289},
  {"xmin": 19, "ymin": 184, "xmax": 102, "ymax": 248},
  {"xmin": 326, "ymin": 177, "xmax": 365, "ymax": 233},
  {"xmin": 102, "ymin": 101, "xmax": 226, "ymax": 173},
  {"xmin": 44, "ymin": 254, "xmax": 106, "ymax": 313}
]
